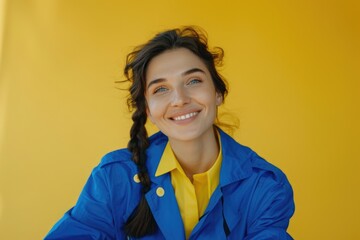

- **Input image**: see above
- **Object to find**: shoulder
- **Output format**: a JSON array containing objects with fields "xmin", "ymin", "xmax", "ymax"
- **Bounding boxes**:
[
  {"xmin": 219, "ymin": 128, "xmax": 291, "ymax": 186},
  {"xmin": 95, "ymin": 131, "xmax": 168, "ymax": 172},
  {"xmin": 98, "ymin": 148, "xmax": 132, "ymax": 168},
  {"xmin": 219, "ymin": 130, "xmax": 294, "ymax": 215},
  {"xmin": 249, "ymin": 151, "xmax": 290, "ymax": 186}
]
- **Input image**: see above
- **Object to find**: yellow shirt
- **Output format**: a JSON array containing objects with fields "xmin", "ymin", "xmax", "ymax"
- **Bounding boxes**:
[{"xmin": 155, "ymin": 136, "xmax": 222, "ymax": 239}]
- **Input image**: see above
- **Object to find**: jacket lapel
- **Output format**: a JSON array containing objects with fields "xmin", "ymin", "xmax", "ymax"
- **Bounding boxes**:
[
  {"xmin": 145, "ymin": 173, "xmax": 185, "ymax": 240},
  {"xmin": 190, "ymin": 187, "xmax": 223, "ymax": 237},
  {"xmin": 191, "ymin": 129, "xmax": 254, "ymax": 237},
  {"xmin": 145, "ymin": 134, "xmax": 185, "ymax": 240}
]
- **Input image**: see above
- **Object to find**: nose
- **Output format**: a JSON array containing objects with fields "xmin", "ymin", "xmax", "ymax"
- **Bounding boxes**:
[{"xmin": 171, "ymin": 87, "xmax": 190, "ymax": 107}]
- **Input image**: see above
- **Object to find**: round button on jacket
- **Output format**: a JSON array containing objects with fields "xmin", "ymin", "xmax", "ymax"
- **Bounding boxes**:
[
  {"xmin": 133, "ymin": 174, "xmax": 140, "ymax": 183},
  {"xmin": 156, "ymin": 187, "xmax": 165, "ymax": 197}
]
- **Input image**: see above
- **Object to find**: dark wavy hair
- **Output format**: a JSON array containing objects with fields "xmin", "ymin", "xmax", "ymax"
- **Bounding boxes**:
[{"xmin": 123, "ymin": 26, "xmax": 228, "ymax": 237}]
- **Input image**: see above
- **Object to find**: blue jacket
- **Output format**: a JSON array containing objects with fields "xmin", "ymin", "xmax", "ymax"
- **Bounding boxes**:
[{"xmin": 45, "ymin": 129, "xmax": 295, "ymax": 240}]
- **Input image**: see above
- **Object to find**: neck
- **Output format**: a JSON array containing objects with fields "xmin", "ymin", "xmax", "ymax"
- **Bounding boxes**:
[{"xmin": 169, "ymin": 127, "xmax": 220, "ymax": 180}]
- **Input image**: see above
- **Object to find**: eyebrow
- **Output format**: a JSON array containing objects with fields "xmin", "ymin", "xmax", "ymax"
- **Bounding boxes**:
[
  {"xmin": 147, "ymin": 67, "xmax": 206, "ymax": 89},
  {"xmin": 182, "ymin": 67, "xmax": 206, "ymax": 76}
]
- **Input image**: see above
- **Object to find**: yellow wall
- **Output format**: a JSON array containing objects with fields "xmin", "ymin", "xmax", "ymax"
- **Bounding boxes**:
[{"xmin": 1, "ymin": 0, "xmax": 359, "ymax": 239}]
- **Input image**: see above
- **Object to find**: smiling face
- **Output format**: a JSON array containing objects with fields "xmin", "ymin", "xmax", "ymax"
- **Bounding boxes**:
[{"xmin": 145, "ymin": 48, "xmax": 223, "ymax": 143}]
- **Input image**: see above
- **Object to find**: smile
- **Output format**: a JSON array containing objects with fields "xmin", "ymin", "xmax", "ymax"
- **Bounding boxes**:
[{"xmin": 172, "ymin": 112, "xmax": 199, "ymax": 121}]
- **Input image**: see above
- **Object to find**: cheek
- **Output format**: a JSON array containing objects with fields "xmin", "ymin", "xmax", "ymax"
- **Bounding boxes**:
[
  {"xmin": 146, "ymin": 98, "xmax": 165, "ymax": 120},
  {"xmin": 196, "ymin": 91, "xmax": 219, "ymax": 109}
]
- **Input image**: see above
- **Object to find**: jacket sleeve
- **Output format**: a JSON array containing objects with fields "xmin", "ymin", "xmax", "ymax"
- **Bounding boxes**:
[
  {"xmin": 244, "ymin": 173, "xmax": 295, "ymax": 240},
  {"xmin": 44, "ymin": 166, "xmax": 125, "ymax": 240}
]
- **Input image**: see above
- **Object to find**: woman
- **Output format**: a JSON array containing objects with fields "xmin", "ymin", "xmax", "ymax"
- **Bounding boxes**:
[{"xmin": 45, "ymin": 26, "xmax": 295, "ymax": 240}]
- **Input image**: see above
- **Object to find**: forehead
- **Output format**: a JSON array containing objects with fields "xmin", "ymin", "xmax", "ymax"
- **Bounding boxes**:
[{"xmin": 146, "ymin": 48, "xmax": 209, "ymax": 81}]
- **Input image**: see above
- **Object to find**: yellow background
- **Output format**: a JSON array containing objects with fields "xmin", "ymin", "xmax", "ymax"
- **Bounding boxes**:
[{"xmin": 1, "ymin": 0, "xmax": 359, "ymax": 239}]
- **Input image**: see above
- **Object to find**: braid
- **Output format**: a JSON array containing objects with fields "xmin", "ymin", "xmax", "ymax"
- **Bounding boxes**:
[{"xmin": 124, "ymin": 103, "xmax": 157, "ymax": 236}]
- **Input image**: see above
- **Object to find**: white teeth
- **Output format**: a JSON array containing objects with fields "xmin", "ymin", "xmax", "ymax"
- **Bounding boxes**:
[{"xmin": 173, "ymin": 112, "xmax": 198, "ymax": 121}]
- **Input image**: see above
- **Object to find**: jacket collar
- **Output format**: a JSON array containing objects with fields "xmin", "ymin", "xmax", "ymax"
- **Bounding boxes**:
[
  {"xmin": 146, "ymin": 128, "xmax": 253, "ymax": 186},
  {"xmin": 217, "ymin": 128, "xmax": 253, "ymax": 186}
]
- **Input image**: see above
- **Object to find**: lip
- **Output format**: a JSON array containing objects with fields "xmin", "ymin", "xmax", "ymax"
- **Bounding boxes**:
[{"xmin": 169, "ymin": 110, "xmax": 201, "ymax": 122}]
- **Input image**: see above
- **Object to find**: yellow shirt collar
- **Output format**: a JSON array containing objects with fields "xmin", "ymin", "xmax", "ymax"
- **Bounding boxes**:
[
  {"xmin": 155, "ymin": 131, "xmax": 222, "ymax": 178},
  {"xmin": 155, "ymin": 141, "xmax": 178, "ymax": 177}
]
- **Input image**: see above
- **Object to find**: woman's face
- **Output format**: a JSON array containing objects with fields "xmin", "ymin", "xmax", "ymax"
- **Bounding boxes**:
[{"xmin": 145, "ymin": 48, "xmax": 222, "ymax": 142}]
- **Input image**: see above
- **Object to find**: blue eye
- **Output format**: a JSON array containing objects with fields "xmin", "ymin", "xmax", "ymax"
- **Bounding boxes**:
[
  {"xmin": 153, "ymin": 86, "xmax": 167, "ymax": 94},
  {"xmin": 188, "ymin": 79, "xmax": 201, "ymax": 85}
]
